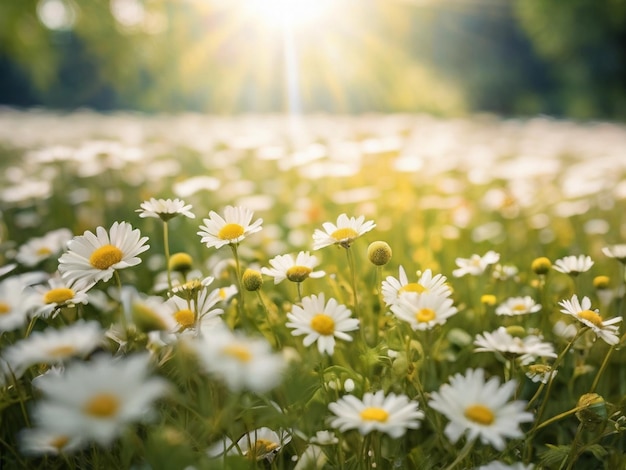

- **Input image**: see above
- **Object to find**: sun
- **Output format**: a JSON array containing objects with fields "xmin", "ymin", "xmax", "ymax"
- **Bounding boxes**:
[{"xmin": 242, "ymin": 0, "xmax": 334, "ymax": 30}]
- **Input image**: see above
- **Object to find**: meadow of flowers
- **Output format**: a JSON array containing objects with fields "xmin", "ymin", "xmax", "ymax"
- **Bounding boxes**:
[{"xmin": 1, "ymin": 108, "xmax": 626, "ymax": 469}]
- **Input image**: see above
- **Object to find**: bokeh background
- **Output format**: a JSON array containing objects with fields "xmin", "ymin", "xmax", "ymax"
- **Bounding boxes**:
[{"xmin": 1, "ymin": 0, "xmax": 625, "ymax": 119}]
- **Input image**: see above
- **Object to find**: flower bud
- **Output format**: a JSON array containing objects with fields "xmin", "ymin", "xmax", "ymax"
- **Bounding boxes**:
[
  {"xmin": 576, "ymin": 393, "xmax": 607, "ymax": 429},
  {"xmin": 169, "ymin": 252, "xmax": 193, "ymax": 273},
  {"xmin": 242, "ymin": 268, "xmax": 263, "ymax": 291},
  {"xmin": 593, "ymin": 275, "xmax": 610, "ymax": 290},
  {"xmin": 531, "ymin": 257, "xmax": 552, "ymax": 275},
  {"xmin": 367, "ymin": 241, "xmax": 392, "ymax": 266}
]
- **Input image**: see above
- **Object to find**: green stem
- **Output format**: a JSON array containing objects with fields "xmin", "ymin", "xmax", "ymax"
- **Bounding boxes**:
[
  {"xmin": 345, "ymin": 246, "xmax": 359, "ymax": 316},
  {"xmin": 230, "ymin": 243, "xmax": 246, "ymax": 320},
  {"xmin": 114, "ymin": 270, "xmax": 127, "ymax": 331},
  {"xmin": 564, "ymin": 423, "xmax": 584, "ymax": 470},
  {"xmin": 163, "ymin": 220, "xmax": 172, "ymax": 292},
  {"xmin": 443, "ymin": 438, "xmax": 475, "ymax": 470},
  {"xmin": 590, "ymin": 345, "xmax": 615, "ymax": 393},
  {"xmin": 296, "ymin": 281, "xmax": 303, "ymax": 303}
]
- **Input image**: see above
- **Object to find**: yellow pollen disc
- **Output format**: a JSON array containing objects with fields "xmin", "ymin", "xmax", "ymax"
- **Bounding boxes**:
[
  {"xmin": 48, "ymin": 345, "xmax": 76, "ymax": 357},
  {"xmin": 83, "ymin": 393, "xmax": 121, "ymax": 418},
  {"xmin": 50, "ymin": 435, "xmax": 69, "ymax": 450},
  {"xmin": 174, "ymin": 309, "xmax": 195, "ymax": 328},
  {"xmin": 464, "ymin": 404, "xmax": 495, "ymax": 425},
  {"xmin": 415, "ymin": 308, "xmax": 436, "ymax": 323},
  {"xmin": 222, "ymin": 344, "xmax": 252, "ymax": 362},
  {"xmin": 248, "ymin": 438, "xmax": 279, "ymax": 459},
  {"xmin": 331, "ymin": 227, "xmax": 358, "ymax": 241},
  {"xmin": 36, "ymin": 247, "xmax": 53, "ymax": 256},
  {"xmin": 44, "ymin": 287, "xmax": 75, "ymax": 305},
  {"xmin": 399, "ymin": 283, "xmax": 426, "ymax": 294},
  {"xmin": 311, "ymin": 313, "xmax": 335, "ymax": 335},
  {"xmin": 286, "ymin": 265, "xmax": 312, "ymax": 282},
  {"xmin": 513, "ymin": 303, "xmax": 527, "ymax": 312},
  {"xmin": 0, "ymin": 302, "xmax": 11, "ymax": 315},
  {"xmin": 360, "ymin": 407, "xmax": 389, "ymax": 423},
  {"xmin": 578, "ymin": 310, "xmax": 603, "ymax": 328},
  {"xmin": 219, "ymin": 288, "xmax": 227, "ymax": 299},
  {"xmin": 217, "ymin": 223, "xmax": 245, "ymax": 241},
  {"xmin": 89, "ymin": 244, "xmax": 123, "ymax": 270}
]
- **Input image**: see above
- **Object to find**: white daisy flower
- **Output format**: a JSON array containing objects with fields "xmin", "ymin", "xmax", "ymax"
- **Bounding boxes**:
[
  {"xmin": 4, "ymin": 321, "xmax": 104, "ymax": 379},
  {"xmin": 15, "ymin": 228, "xmax": 73, "ymax": 267},
  {"xmin": 0, "ymin": 277, "xmax": 38, "ymax": 333},
  {"xmin": 558, "ymin": 294, "xmax": 622, "ymax": 345},
  {"xmin": 136, "ymin": 197, "xmax": 195, "ymax": 221},
  {"xmin": 477, "ymin": 461, "xmax": 535, "ymax": 470},
  {"xmin": 190, "ymin": 327, "xmax": 285, "ymax": 392},
  {"xmin": 286, "ymin": 293, "xmax": 359, "ymax": 355},
  {"xmin": 602, "ymin": 244, "xmax": 626, "ymax": 263},
  {"xmin": 524, "ymin": 364, "xmax": 557, "ymax": 384},
  {"xmin": 262, "ymin": 252, "xmax": 325, "ymax": 284},
  {"xmin": 492, "ymin": 264, "xmax": 519, "ymax": 281},
  {"xmin": 473, "ymin": 327, "xmax": 556, "ymax": 365},
  {"xmin": 215, "ymin": 284, "xmax": 238, "ymax": 303},
  {"xmin": 390, "ymin": 291, "xmax": 458, "ymax": 331},
  {"xmin": 294, "ymin": 445, "xmax": 327, "ymax": 470},
  {"xmin": 167, "ymin": 287, "xmax": 223, "ymax": 332},
  {"xmin": 312, "ymin": 213, "xmax": 376, "ymax": 250},
  {"xmin": 197, "ymin": 205, "xmax": 263, "ymax": 249},
  {"xmin": 552, "ymin": 255, "xmax": 594, "ymax": 275},
  {"xmin": 309, "ymin": 430, "xmax": 339, "ymax": 445},
  {"xmin": 495, "ymin": 296, "xmax": 541, "ymax": 316},
  {"xmin": 453, "ymin": 251, "xmax": 500, "ymax": 278},
  {"xmin": 30, "ymin": 353, "xmax": 169, "ymax": 446},
  {"xmin": 125, "ymin": 289, "xmax": 178, "ymax": 333},
  {"xmin": 235, "ymin": 427, "xmax": 292, "ymax": 461},
  {"xmin": 381, "ymin": 266, "xmax": 451, "ymax": 307},
  {"xmin": 58, "ymin": 221, "xmax": 150, "ymax": 286},
  {"xmin": 19, "ymin": 428, "xmax": 86, "ymax": 456},
  {"xmin": 428, "ymin": 368, "xmax": 533, "ymax": 451},
  {"xmin": 29, "ymin": 274, "xmax": 93, "ymax": 319},
  {"xmin": 328, "ymin": 390, "xmax": 424, "ymax": 438}
]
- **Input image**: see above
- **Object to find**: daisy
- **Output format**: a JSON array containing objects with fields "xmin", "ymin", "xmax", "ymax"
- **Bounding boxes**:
[
  {"xmin": 29, "ymin": 353, "xmax": 169, "ymax": 446},
  {"xmin": 473, "ymin": 327, "xmax": 556, "ymax": 365},
  {"xmin": 19, "ymin": 428, "xmax": 86, "ymax": 456},
  {"xmin": 15, "ymin": 228, "xmax": 73, "ymax": 267},
  {"xmin": 262, "ymin": 252, "xmax": 325, "ymax": 284},
  {"xmin": 558, "ymin": 294, "xmax": 622, "ymax": 345},
  {"xmin": 428, "ymin": 368, "xmax": 533, "ymax": 451},
  {"xmin": 390, "ymin": 291, "xmax": 458, "ymax": 331},
  {"xmin": 197, "ymin": 205, "xmax": 263, "ymax": 249},
  {"xmin": 524, "ymin": 364, "xmax": 557, "ymax": 384},
  {"xmin": 328, "ymin": 390, "xmax": 424, "ymax": 438},
  {"xmin": 453, "ymin": 251, "xmax": 500, "ymax": 278},
  {"xmin": 602, "ymin": 244, "xmax": 626, "ymax": 263},
  {"xmin": 136, "ymin": 197, "xmax": 195, "ymax": 221},
  {"xmin": 312, "ymin": 213, "xmax": 376, "ymax": 250},
  {"xmin": 495, "ymin": 296, "xmax": 541, "ymax": 316},
  {"xmin": 381, "ymin": 266, "xmax": 451, "ymax": 307},
  {"xmin": 552, "ymin": 255, "xmax": 594, "ymax": 275},
  {"xmin": 0, "ymin": 277, "xmax": 38, "ymax": 333},
  {"xmin": 236, "ymin": 427, "xmax": 292, "ymax": 461},
  {"xmin": 477, "ymin": 462, "xmax": 535, "ymax": 470},
  {"xmin": 58, "ymin": 221, "xmax": 150, "ymax": 286},
  {"xmin": 286, "ymin": 293, "xmax": 359, "ymax": 355},
  {"xmin": 29, "ymin": 274, "xmax": 93, "ymax": 319},
  {"xmin": 125, "ymin": 290, "xmax": 178, "ymax": 333},
  {"xmin": 190, "ymin": 327, "xmax": 285, "ymax": 392},
  {"xmin": 4, "ymin": 321, "xmax": 104, "ymax": 379},
  {"xmin": 167, "ymin": 286, "xmax": 223, "ymax": 332}
]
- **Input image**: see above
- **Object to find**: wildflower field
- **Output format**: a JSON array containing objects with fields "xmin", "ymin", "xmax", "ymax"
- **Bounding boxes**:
[{"xmin": 1, "ymin": 108, "xmax": 626, "ymax": 469}]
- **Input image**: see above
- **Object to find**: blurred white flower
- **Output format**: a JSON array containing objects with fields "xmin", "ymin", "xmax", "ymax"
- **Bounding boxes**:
[
  {"xmin": 15, "ymin": 228, "xmax": 72, "ymax": 267},
  {"xmin": 602, "ymin": 244, "xmax": 626, "ymax": 263},
  {"xmin": 453, "ymin": 251, "xmax": 500, "ymax": 278},
  {"xmin": 552, "ymin": 255, "xmax": 594, "ymax": 275},
  {"xmin": 137, "ymin": 197, "xmax": 195, "ymax": 221},
  {"xmin": 495, "ymin": 296, "xmax": 541, "ymax": 316},
  {"xmin": 474, "ymin": 327, "xmax": 556, "ymax": 365}
]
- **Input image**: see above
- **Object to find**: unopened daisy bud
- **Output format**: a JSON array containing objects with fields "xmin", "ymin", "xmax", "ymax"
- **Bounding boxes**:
[
  {"xmin": 576, "ymin": 393, "xmax": 607, "ymax": 428},
  {"xmin": 132, "ymin": 303, "xmax": 170, "ymax": 332},
  {"xmin": 447, "ymin": 328, "xmax": 473, "ymax": 348},
  {"xmin": 593, "ymin": 275, "xmax": 610, "ymax": 290},
  {"xmin": 168, "ymin": 252, "xmax": 193, "ymax": 273},
  {"xmin": 242, "ymin": 268, "xmax": 263, "ymax": 291},
  {"xmin": 505, "ymin": 325, "xmax": 526, "ymax": 338},
  {"xmin": 481, "ymin": 294, "xmax": 496, "ymax": 306},
  {"xmin": 367, "ymin": 241, "xmax": 392, "ymax": 266},
  {"xmin": 343, "ymin": 378, "xmax": 355, "ymax": 392},
  {"xmin": 531, "ymin": 257, "xmax": 552, "ymax": 275}
]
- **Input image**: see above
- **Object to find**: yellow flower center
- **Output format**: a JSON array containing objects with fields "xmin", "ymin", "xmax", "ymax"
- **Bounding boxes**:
[
  {"xmin": 415, "ymin": 308, "xmax": 436, "ymax": 323},
  {"xmin": 222, "ymin": 344, "xmax": 252, "ymax": 362},
  {"xmin": 36, "ymin": 247, "xmax": 53, "ymax": 256},
  {"xmin": 512, "ymin": 303, "xmax": 528, "ymax": 312},
  {"xmin": 248, "ymin": 438, "xmax": 279, "ymax": 460},
  {"xmin": 218, "ymin": 223, "xmax": 245, "ymax": 241},
  {"xmin": 399, "ymin": 283, "xmax": 426, "ymax": 294},
  {"xmin": 89, "ymin": 244, "xmax": 123, "ymax": 270},
  {"xmin": 578, "ymin": 309, "xmax": 604, "ymax": 328},
  {"xmin": 83, "ymin": 393, "xmax": 120, "ymax": 418},
  {"xmin": 331, "ymin": 227, "xmax": 358, "ymax": 241},
  {"xmin": 311, "ymin": 314, "xmax": 335, "ymax": 335},
  {"xmin": 0, "ymin": 302, "xmax": 11, "ymax": 315},
  {"xmin": 286, "ymin": 265, "xmax": 313, "ymax": 283},
  {"xmin": 481, "ymin": 294, "xmax": 496, "ymax": 306},
  {"xmin": 48, "ymin": 345, "xmax": 76, "ymax": 357},
  {"xmin": 174, "ymin": 309, "xmax": 195, "ymax": 328},
  {"xmin": 219, "ymin": 288, "xmax": 227, "ymax": 299},
  {"xmin": 50, "ymin": 435, "xmax": 70, "ymax": 450},
  {"xmin": 360, "ymin": 407, "xmax": 389, "ymax": 423},
  {"xmin": 44, "ymin": 287, "xmax": 75, "ymax": 305},
  {"xmin": 464, "ymin": 404, "xmax": 495, "ymax": 425}
]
